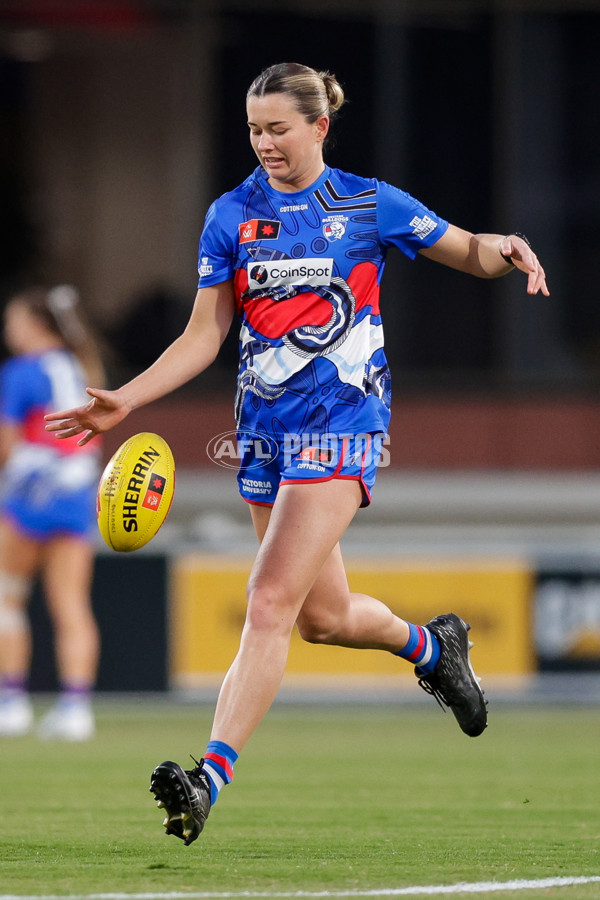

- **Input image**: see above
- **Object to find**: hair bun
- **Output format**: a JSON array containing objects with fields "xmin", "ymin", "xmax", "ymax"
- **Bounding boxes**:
[{"xmin": 319, "ymin": 71, "xmax": 345, "ymax": 115}]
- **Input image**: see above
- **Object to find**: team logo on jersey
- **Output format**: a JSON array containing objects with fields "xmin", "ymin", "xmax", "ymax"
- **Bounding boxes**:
[
  {"xmin": 322, "ymin": 215, "xmax": 348, "ymax": 241},
  {"xmin": 239, "ymin": 219, "xmax": 281, "ymax": 243},
  {"xmin": 247, "ymin": 258, "xmax": 334, "ymax": 290}
]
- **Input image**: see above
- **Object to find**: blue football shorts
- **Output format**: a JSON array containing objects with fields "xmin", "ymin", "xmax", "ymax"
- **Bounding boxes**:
[
  {"xmin": 1, "ymin": 479, "xmax": 97, "ymax": 541},
  {"xmin": 236, "ymin": 432, "xmax": 389, "ymax": 508}
]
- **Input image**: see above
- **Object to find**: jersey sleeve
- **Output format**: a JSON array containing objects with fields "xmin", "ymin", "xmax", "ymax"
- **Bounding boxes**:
[
  {"xmin": 197, "ymin": 199, "xmax": 236, "ymax": 288},
  {"xmin": 0, "ymin": 357, "xmax": 50, "ymax": 423},
  {"xmin": 376, "ymin": 181, "xmax": 449, "ymax": 260}
]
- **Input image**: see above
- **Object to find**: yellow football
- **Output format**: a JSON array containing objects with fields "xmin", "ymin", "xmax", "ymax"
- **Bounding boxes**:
[{"xmin": 97, "ymin": 432, "xmax": 175, "ymax": 552}]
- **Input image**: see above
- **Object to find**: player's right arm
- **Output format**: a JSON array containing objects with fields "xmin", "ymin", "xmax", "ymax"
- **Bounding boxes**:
[{"xmin": 45, "ymin": 280, "xmax": 236, "ymax": 445}]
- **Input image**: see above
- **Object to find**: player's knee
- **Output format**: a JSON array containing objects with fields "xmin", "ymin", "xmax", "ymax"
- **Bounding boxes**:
[
  {"xmin": 245, "ymin": 581, "xmax": 296, "ymax": 634},
  {"xmin": 296, "ymin": 611, "xmax": 339, "ymax": 645}
]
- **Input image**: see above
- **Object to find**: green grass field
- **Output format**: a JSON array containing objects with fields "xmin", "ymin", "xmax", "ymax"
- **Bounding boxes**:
[{"xmin": 1, "ymin": 699, "xmax": 599, "ymax": 900}]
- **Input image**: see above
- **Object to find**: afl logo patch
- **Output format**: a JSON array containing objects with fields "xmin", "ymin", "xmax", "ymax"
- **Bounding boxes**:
[{"xmin": 239, "ymin": 219, "xmax": 281, "ymax": 243}]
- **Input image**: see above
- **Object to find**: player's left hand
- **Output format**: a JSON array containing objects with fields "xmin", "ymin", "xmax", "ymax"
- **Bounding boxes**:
[
  {"xmin": 44, "ymin": 387, "xmax": 131, "ymax": 445},
  {"xmin": 499, "ymin": 234, "xmax": 550, "ymax": 297}
]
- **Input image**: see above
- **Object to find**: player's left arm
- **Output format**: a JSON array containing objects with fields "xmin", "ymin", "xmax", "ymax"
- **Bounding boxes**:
[
  {"xmin": 419, "ymin": 224, "xmax": 549, "ymax": 296},
  {"xmin": 45, "ymin": 280, "xmax": 236, "ymax": 446}
]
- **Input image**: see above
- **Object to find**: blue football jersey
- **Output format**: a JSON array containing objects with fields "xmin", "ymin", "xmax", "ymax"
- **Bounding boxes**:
[
  {"xmin": 197, "ymin": 165, "xmax": 448, "ymax": 439},
  {"xmin": 0, "ymin": 350, "xmax": 101, "ymax": 537}
]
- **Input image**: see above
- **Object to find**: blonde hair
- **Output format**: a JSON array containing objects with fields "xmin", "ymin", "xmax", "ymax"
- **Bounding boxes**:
[
  {"xmin": 247, "ymin": 62, "xmax": 346, "ymax": 125},
  {"xmin": 8, "ymin": 285, "xmax": 105, "ymax": 387}
]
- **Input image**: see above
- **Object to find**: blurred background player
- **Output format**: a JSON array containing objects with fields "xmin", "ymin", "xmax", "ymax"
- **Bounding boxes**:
[{"xmin": 0, "ymin": 285, "xmax": 104, "ymax": 740}]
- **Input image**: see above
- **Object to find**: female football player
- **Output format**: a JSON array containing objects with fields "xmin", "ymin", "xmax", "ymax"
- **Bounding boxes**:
[
  {"xmin": 0, "ymin": 286, "xmax": 103, "ymax": 740},
  {"xmin": 45, "ymin": 63, "xmax": 548, "ymax": 838}
]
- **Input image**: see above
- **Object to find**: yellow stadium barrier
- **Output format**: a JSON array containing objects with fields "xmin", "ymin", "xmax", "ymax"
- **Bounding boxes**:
[{"xmin": 170, "ymin": 555, "xmax": 535, "ymax": 687}]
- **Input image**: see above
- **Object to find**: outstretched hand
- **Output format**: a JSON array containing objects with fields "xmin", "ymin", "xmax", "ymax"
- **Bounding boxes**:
[
  {"xmin": 499, "ymin": 234, "xmax": 550, "ymax": 297},
  {"xmin": 44, "ymin": 387, "xmax": 131, "ymax": 446}
]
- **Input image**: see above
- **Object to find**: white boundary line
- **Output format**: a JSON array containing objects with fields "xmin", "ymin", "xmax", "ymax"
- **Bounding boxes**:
[{"xmin": 2, "ymin": 875, "xmax": 600, "ymax": 899}]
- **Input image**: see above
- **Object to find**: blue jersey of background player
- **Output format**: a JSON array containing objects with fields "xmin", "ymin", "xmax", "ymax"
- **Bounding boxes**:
[
  {"xmin": 197, "ymin": 164, "xmax": 448, "ymax": 442},
  {"xmin": 0, "ymin": 344, "xmax": 100, "ymax": 537}
]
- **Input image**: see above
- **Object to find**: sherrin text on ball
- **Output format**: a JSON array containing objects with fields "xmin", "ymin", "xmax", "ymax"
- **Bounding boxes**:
[{"xmin": 97, "ymin": 432, "xmax": 175, "ymax": 551}]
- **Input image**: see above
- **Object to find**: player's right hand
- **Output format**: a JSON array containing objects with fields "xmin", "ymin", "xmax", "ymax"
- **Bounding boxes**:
[{"xmin": 44, "ymin": 387, "xmax": 131, "ymax": 446}]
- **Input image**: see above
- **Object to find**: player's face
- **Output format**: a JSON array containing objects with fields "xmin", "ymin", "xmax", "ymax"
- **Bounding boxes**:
[{"xmin": 247, "ymin": 93, "xmax": 329, "ymax": 193}]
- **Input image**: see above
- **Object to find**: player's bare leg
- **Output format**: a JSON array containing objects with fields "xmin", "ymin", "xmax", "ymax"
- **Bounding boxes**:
[
  {"xmin": 38, "ymin": 535, "xmax": 99, "ymax": 741},
  {"xmin": 0, "ymin": 518, "xmax": 38, "ymax": 736},
  {"xmin": 42, "ymin": 536, "xmax": 99, "ymax": 686},
  {"xmin": 253, "ymin": 499, "xmax": 486, "ymax": 736},
  {"xmin": 151, "ymin": 479, "xmax": 363, "ymax": 843},
  {"xmin": 298, "ymin": 542, "xmax": 411, "ymax": 649},
  {"xmin": 150, "ymin": 478, "xmax": 486, "ymax": 843},
  {"xmin": 209, "ymin": 478, "xmax": 364, "ymax": 752}
]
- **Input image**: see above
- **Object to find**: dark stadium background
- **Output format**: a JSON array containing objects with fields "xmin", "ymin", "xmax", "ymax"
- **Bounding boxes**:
[{"xmin": 1, "ymin": 1, "xmax": 599, "ymax": 397}]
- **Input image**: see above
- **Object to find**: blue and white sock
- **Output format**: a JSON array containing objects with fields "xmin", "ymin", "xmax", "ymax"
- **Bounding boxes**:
[
  {"xmin": 1, "ymin": 675, "xmax": 27, "ymax": 695},
  {"xmin": 202, "ymin": 740, "xmax": 238, "ymax": 805},
  {"xmin": 393, "ymin": 622, "xmax": 440, "ymax": 675},
  {"xmin": 58, "ymin": 682, "xmax": 92, "ymax": 708}
]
